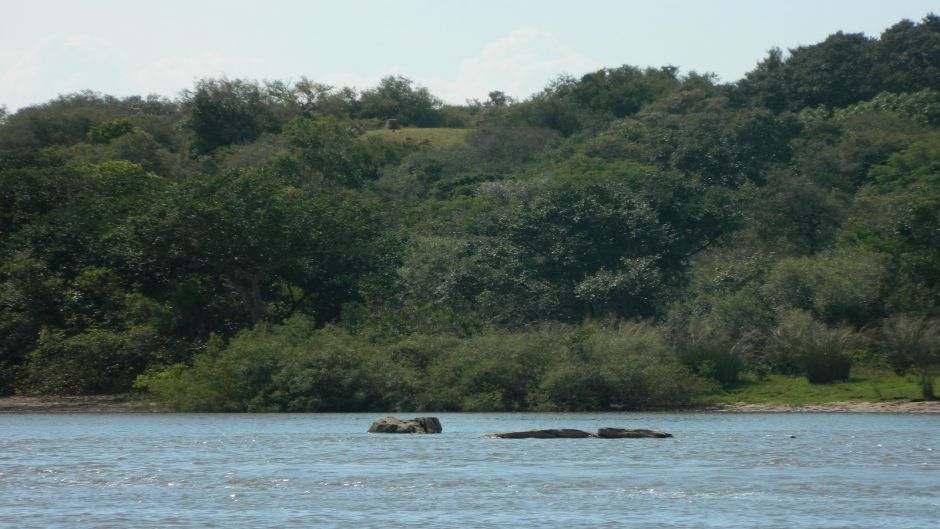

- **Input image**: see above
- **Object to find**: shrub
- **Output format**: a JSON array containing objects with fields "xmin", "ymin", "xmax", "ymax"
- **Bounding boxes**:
[
  {"xmin": 670, "ymin": 317, "xmax": 746, "ymax": 387},
  {"xmin": 878, "ymin": 314, "xmax": 940, "ymax": 400},
  {"xmin": 539, "ymin": 323, "xmax": 713, "ymax": 410},
  {"xmin": 21, "ymin": 326, "xmax": 158, "ymax": 395},
  {"xmin": 139, "ymin": 317, "xmax": 418, "ymax": 412},
  {"xmin": 267, "ymin": 326, "xmax": 420, "ymax": 412},
  {"xmin": 421, "ymin": 330, "xmax": 556, "ymax": 411},
  {"xmin": 766, "ymin": 310, "xmax": 859, "ymax": 384}
]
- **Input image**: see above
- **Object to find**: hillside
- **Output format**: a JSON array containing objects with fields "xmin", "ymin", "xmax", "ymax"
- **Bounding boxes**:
[{"xmin": 1, "ymin": 15, "xmax": 939, "ymax": 411}]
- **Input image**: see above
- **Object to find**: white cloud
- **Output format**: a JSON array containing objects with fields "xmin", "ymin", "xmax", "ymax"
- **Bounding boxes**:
[
  {"xmin": 133, "ymin": 52, "xmax": 259, "ymax": 96},
  {"xmin": 0, "ymin": 37, "xmax": 262, "ymax": 111},
  {"xmin": 311, "ymin": 28, "xmax": 600, "ymax": 105},
  {"xmin": 0, "ymin": 48, "xmax": 41, "ymax": 110},
  {"xmin": 319, "ymin": 67, "xmax": 406, "ymax": 94},
  {"xmin": 431, "ymin": 27, "xmax": 602, "ymax": 104},
  {"xmin": 0, "ymin": 35, "xmax": 123, "ymax": 110}
]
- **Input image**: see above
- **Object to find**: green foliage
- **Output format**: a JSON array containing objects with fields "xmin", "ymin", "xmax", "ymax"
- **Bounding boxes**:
[
  {"xmin": 766, "ymin": 311, "xmax": 859, "ymax": 384},
  {"xmin": 422, "ymin": 330, "xmax": 556, "ymax": 411},
  {"xmin": 835, "ymin": 90, "xmax": 940, "ymax": 126},
  {"xmin": 736, "ymin": 15, "xmax": 940, "ymax": 113},
  {"xmin": 140, "ymin": 321, "xmax": 713, "ymax": 412},
  {"xmin": 537, "ymin": 323, "xmax": 712, "ymax": 410},
  {"xmin": 0, "ymin": 92, "xmax": 180, "ymax": 150},
  {"xmin": 670, "ymin": 317, "xmax": 747, "ymax": 387},
  {"xmin": 751, "ymin": 171, "xmax": 846, "ymax": 254},
  {"xmin": 845, "ymin": 138, "xmax": 940, "ymax": 313},
  {"xmin": 21, "ymin": 326, "xmax": 160, "ymax": 395},
  {"xmin": 0, "ymin": 252, "xmax": 63, "ymax": 394},
  {"xmin": 3, "ymin": 15, "xmax": 940, "ymax": 406},
  {"xmin": 573, "ymin": 66, "xmax": 680, "ymax": 118},
  {"xmin": 878, "ymin": 314, "xmax": 940, "ymax": 399},
  {"xmin": 185, "ymin": 78, "xmax": 280, "ymax": 155},
  {"xmin": 761, "ymin": 250, "xmax": 888, "ymax": 325},
  {"xmin": 87, "ymin": 119, "xmax": 135, "ymax": 144},
  {"xmin": 280, "ymin": 116, "xmax": 370, "ymax": 186},
  {"xmin": 357, "ymin": 75, "xmax": 443, "ymax": 127}
]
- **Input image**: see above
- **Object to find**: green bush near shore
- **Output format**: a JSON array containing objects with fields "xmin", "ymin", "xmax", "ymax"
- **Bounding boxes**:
[
  {"xmin": 136, "ymin": 314, "xmax": 935, "ymax": 412},
  {"xmin": 137, "ymin": 320, "xmax": 714, "ymax": 412}
]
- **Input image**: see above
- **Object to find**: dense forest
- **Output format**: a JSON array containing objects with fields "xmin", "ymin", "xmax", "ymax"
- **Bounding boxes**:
[{"xmin": 2, "ymin": 15, "xmax": 939, "ymax": 411}]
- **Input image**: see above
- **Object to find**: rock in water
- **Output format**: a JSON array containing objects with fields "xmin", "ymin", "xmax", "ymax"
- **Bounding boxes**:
[
  {"xmin": 368, "ymin": 416, "xmax": 442, "ymax": 434},
  {"xmin": 596, "ymin": 428, "xmax": 672, "ymax": 438},
  {"xmin": 484, "ymin": 429, "xmax": 595, "ymax": 439}
]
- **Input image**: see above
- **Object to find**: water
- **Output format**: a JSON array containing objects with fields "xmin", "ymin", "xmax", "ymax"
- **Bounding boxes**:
[{"xmin": 1, "ymin": 413, "xmax": 938, "ymax": 528}]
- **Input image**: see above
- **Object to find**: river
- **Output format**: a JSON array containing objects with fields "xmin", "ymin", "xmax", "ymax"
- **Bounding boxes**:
[{"xmin": 1, "ymin": 413, "xmax": 938, "ymax": 528}]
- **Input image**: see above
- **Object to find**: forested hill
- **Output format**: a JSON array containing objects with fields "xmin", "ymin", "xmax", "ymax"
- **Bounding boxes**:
[{"xmin": 1, "ymin": 15, "xmax": 939, "ymax": 411}]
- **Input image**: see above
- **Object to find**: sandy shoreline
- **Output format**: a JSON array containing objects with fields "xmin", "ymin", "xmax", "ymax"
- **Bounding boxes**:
[
  {"xmin": 1, "ymin": 395, "xmax": 939, "ymax": 413},
  {"xmin": 0, "ymin": 394, "xmax": 169, "ymax": 413}
]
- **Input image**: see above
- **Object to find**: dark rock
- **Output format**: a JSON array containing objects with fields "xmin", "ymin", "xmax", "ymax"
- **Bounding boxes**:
[
  {"xmin": 368, "ymin": 416, "xmax": 442, "ymax": 434},
  {"xmin": 596, "ymin": 427, "xmax": 672, "ymax": 438},
  {"xmin": 484, "ymin": 429, "xmax": 595, "ymax": 439}
]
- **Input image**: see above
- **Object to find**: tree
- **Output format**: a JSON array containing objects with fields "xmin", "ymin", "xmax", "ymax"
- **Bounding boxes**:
[
  {"xmin": 357, "ymin": 75, "xmax": 443, "ymax": 127},
  {"xmin": 573, "ymin": 66, "xmax": 679, "ymax": 118},
  {"xmin": 752, "ymin": 171, "xmax": 846, "ymax": 254},
  {"xmin": 279, "ymin": 117, "xmax": 369, "ymax": 187},
  {"xmin": 135, "ymin": 168, "xmax": 398, "ymax": 327},
  {"xmin": 845, "ymin": 138, "xmax": 940, "ymax": 314},
  {"xmin": 184, "ymin": 78, "xmax": 280, "ymax": 155},
  {"xmin": 875, "ymin": 15, "xmax": 940, "ymax": 95}
]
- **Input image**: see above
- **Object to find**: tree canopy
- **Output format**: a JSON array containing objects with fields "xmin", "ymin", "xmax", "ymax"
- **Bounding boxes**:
[{"xmin": 3, "ymin": 14, "xmax": 940, "ymax": 405}]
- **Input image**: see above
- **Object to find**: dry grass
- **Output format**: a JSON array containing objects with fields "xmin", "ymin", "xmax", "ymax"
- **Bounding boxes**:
[{"xmin": 362, "ymin": 127, "xmax": 473, "ymax": 149}]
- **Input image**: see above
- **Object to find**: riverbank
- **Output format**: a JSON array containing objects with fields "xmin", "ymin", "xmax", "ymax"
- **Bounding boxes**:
[
  {"xmin": 701, "ymin": 400, "xmax": 940, "ymax": 413},
  {"xmin": 1, "ymin": 395, "xmax": 938, "ymax": 413},
  {"xmin": 0, "ymin": 394, "xmax": 168, "ymax": 413}
]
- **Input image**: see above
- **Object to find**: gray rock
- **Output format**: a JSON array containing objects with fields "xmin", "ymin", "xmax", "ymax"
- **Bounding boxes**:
[
  {"xmin": 484, "ymin": 427, "xmax": 673, "ymax": 439},
  {"xmin": 596, "ymin": 427, "xmax": 672, "ymax": 438},
  {"xmin": 368, "ymin": 416, "xmax": 442, "ymax": 434},
  {"xmin": 484, "ymin": 429, "xmax": 595, "ymax": 439}
]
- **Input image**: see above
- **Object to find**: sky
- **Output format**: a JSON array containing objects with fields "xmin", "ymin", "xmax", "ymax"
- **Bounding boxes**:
[{"xmin": 1, "ymin": 0, "xmax": 937, "ymax": 111}]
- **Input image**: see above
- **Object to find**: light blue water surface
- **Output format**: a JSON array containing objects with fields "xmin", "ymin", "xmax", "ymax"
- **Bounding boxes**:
[{"xmin": 1, "ymin": 413, "xmax": 938, "ymax": 528}]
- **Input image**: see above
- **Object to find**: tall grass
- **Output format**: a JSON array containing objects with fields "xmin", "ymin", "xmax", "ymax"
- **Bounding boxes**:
[
  {"xmin": 670, "ymin": 318, "xmax": 746, "ymax": 387},
  {"xmin": 878, "ymin": 314, "xmax": 940, "ymax": 399},
  {"xmin": 766, "ymin": 310, "xmax": 860, "ymax": 384}
]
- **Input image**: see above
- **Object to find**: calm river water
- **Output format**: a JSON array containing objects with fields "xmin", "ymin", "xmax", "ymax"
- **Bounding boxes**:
[{"xmin": 1, "ymin": 413, "xmax": 938, "ymax": 528}]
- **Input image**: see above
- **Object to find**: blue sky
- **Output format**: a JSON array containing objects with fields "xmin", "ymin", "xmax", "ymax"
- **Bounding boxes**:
[{"xmin": 2, "ymin": 0, "xmax": 937, "ymax": 111}]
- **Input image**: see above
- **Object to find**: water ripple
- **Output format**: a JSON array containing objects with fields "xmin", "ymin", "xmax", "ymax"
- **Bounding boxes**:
[{"xmin": 1, "ymin": 413, "xmax": 939, "ymax": 528}]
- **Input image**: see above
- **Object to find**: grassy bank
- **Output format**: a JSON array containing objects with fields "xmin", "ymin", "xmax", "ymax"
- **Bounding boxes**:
[{"xmin": 706, "ymin": 370, "xmax": 928, "ymax": 405}]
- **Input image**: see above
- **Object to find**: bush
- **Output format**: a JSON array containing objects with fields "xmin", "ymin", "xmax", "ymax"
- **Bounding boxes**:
[
  {"xmin": 136, "ymin": 327, "xmax": 285, "ymax": 412},
  {"xmin": 766, "ymin": 310, "xmax": 859, "ymax": 384},
  {"xmin": 138, "ymin": 317, "xmax": 417, "ymax": 412},
  {"xmin": 421, "ymin": 330, "xmax": 556, "ymax": 411},
  {"xmin": 538, "ymin": 323, "xmax": 713, "ymax": 410},
  {"xmin": 878, "ymin": 314, "xmax": 940, "ymax": 399},
  {"xmin": 20, "ymin": 326, "xmax": 158, "ymax": 394},
  {"xmin": 267, "ymin": 326, "xmax": 417, "ymax": 412},
  {"xmin": 670, "ymin": 317, "xmax": 746, "ymax": 387},
  {"xmin": 139, "ymin": 320, "xmax": 716, "ymax": 412}
]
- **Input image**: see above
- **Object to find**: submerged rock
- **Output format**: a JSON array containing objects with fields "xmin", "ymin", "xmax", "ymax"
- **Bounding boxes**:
[
  {"xmin": 368, "ymin": 416, "xmax": 443, "ymax": 434},
  {"xmin": 596, "ymin": 428, "xmax": 672, "ymax": 438},
  {"xmin": 484, "ymin": 429, "xmax": 595, "ymax": 439},
  {"xmin": 485, "ymin": 427, "xmax": 673, "ymax": 439}
]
